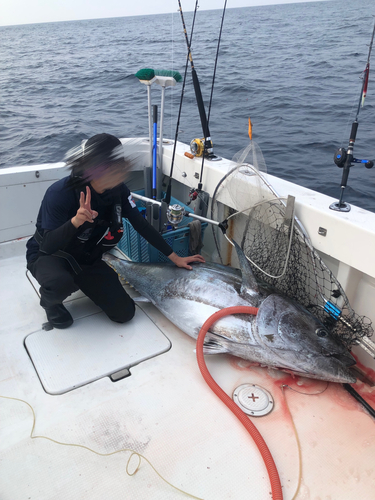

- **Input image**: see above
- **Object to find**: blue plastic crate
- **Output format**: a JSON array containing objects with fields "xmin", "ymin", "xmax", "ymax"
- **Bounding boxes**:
[{"xmin": 117, "ymin": 191, "xmax": 207, "ymax": 263}]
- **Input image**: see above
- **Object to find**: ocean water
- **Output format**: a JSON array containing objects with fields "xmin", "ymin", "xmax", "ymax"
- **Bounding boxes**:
[{"xmin": 0, "ymin": 0, "xmax": 374, "ymax": 212}]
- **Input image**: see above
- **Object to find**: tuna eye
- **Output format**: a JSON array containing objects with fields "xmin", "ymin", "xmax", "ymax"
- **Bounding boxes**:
[{"xmin": 316, "ymin": 328, "xmax": 327, "ymax": 338}]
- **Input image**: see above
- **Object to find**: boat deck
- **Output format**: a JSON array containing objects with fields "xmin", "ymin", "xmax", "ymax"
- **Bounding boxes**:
[{"xmin": 1, "ymin": 238, "xmax": 374, "ymax": 500}]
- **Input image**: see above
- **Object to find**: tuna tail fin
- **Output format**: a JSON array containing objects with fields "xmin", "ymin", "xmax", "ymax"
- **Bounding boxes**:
[
  {"xmin": 198, "ymin": 332, "xmax": 231, "ymax": 355},
  {"xmin": 232, "ymin": 239, "xmax": 260, "ymax": 298},
  {"xmin": 201, "ymin": 340, "xmax": 229, "ymax": 355}
]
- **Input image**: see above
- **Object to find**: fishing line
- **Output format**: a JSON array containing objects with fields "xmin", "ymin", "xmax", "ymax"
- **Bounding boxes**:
[
  {"xmin": 164, "ymin": 0, "xmax": 199, "ymax": 205},
  {"xmin": 280, "ymin": 385, "xmax": 302, "ymax": 500},
  {"xmin": 0, "ymin": 394, "xmax": 203, "ymax": 500},
  {"xmin": 280, "ymin": 383, "xmax": 328, "ymax": 500},
  {"xmin": 199, "ymin": 0, "xmax": 227, "ymax": 186},
  {"xmin": 281, "ymin": 383, "xmax": 329, "ymax": 396}
]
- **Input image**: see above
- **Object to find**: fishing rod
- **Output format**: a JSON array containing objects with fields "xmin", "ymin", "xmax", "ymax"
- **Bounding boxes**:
[
  {"xmin": 330, "ymin": 19, "xmax": 375, "ymax": 212},
  {"xmin": 198, "ymin": 0, "xmax": 227, "ymax": 189},
  {"xmin": 183, "ymin": 0, "xmax": 227, "ymax": 219},
  {"xmin": 177, "ymin": 0, "xmax": 221, "ymax": 162},
  {"xmin": 164, "ymin": 0, "xmax": 199, "ymax": 206},
  {"xmin": 343, "ymin": 383, "xmax": 375, "ymax": 420}
]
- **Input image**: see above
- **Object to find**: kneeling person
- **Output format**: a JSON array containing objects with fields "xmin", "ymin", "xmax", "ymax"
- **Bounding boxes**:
[{"xmin": 26, "ymin": 133, "xmax": 205, "ymax": 329}]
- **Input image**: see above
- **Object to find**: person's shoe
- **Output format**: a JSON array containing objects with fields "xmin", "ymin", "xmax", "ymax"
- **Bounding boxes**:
[{"xmin": 43, "ymin": 304, "xmax": 73, "ymax": 329}]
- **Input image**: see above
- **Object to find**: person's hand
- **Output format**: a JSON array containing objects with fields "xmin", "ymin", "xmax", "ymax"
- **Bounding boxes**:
[
  {"xmin": 71, "ymin": 186, "xmax": 98, "ymax": 228},
  {"xmin": 168, "ymin": 252, "xmax": 205, "ymax": 270}
]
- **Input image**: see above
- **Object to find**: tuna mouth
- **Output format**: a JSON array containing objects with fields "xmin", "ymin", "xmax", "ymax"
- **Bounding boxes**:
[
  {"xmin": 279, "ymin": 366, "xmax": 356, "ymax": 384},
  {"xmin": 321, "ymin": 349, "xmax": 356, "ymax": 367}
]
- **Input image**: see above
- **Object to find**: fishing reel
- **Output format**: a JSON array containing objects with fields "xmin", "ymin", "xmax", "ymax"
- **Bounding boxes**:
[
  {"xmin": 167, "ymin": 204, "xmax": 184, "ymax": 227},
  {"xmin": 190, "ymin": 138, "xmax": 207, "ymax": 157},
  {"xmin": 334, "ymin": 147, "xmax": 374, "ymax": 169},
  {"xmin": 330, "ymin": 146, "xmax": 374, "ymax": 212},
  {"xmin": 333, "ymin": 148, "xmax": 347, "ymax": 168},
  {"xmin": 190, "ymin": 138, "xmax": 222, "ymax": 161},
  {"xmin": 187, "ymin": 187, "xmax": 199, "ymax": 205}
]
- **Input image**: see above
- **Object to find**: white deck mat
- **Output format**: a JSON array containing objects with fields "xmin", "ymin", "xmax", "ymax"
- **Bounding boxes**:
[{"xmin": 24, "ymin": 307, "xmax": 171, "ymax": 395}]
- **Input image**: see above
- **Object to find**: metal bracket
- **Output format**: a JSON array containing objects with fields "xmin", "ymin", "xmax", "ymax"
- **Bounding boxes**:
[
  {"xmin": 329, "ymin": 201, "xmax": 351, "ymax": 212},
  {"xmin": 357, "ymin": 336, "xmax": 375, "ymax": 359}
]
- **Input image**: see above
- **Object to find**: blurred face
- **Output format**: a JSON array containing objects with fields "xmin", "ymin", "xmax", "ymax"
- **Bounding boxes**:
[{"xmin": 88, "ymin": 161, "xmax": 128, "ymax": 193}]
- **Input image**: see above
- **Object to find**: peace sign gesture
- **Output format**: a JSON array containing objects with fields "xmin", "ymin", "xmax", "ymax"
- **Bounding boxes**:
[{"xmin": 71, "ymin": 186, "xmax": 99, "ymax": 229}]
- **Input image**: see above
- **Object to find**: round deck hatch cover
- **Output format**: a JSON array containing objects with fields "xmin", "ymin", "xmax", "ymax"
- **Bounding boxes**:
[{"xmin": 233, "ymin": 384, "xmax": 274, "ymax": 416}]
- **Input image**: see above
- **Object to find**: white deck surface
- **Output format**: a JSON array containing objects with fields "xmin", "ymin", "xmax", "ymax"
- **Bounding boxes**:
[{"xmin": 1, "ymin": 239, "xmax": 375, "ymax": 500}]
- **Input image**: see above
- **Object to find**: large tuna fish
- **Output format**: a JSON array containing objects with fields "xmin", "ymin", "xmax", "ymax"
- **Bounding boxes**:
[{"xmin": 103, "ymin": 243, "xmax": 356, "ymax": 383}]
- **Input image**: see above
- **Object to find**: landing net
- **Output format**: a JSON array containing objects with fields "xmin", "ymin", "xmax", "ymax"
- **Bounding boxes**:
[{"xmin": 211, "ymin": 141, "xmax": 373, "ymax": 348}]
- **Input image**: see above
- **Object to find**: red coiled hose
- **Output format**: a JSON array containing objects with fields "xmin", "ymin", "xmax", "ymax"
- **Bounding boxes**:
[{"xmin": 196, "ymin": 306, "xmax": 283, "ymax": 500}]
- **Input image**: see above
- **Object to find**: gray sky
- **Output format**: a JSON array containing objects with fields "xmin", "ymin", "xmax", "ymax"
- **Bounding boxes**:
[{"xmin": 0, "ymin": 0, "xmax": 323, "ymax": 27}]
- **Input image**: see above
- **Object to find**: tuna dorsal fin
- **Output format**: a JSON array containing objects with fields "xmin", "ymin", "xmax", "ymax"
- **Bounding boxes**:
[{"xmin": 232, "ymin": 239, "xmax": 259, "ymax": 297}]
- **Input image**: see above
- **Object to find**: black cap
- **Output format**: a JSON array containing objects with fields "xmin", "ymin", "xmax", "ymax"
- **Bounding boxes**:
[
  {"xmin": 83, "ymin": 133, "xmax": 123, "ymax": 164},
  {"xmin": 65, "ymin": 133, "xmax": 127, "ymax": 187}
]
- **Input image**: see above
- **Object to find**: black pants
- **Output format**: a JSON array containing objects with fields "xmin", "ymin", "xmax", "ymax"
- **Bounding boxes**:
[{"xmin": 28, "ymin": 255, "xmax": 135, "ymax": 323}]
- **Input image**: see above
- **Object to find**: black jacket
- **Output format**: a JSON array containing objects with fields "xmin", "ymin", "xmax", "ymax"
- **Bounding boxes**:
[{"xmin": 26, "ymin": 177, "xmax": 172, "ymax": 265}]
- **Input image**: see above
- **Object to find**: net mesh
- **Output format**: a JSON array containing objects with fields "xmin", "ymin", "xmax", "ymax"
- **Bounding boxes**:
[{"xmin": 211, "ymin": 141, "xmax": 373, "ymax": 348}]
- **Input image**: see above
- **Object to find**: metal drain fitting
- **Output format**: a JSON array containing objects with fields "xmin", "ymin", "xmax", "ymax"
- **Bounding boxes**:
[{"xmin": 233, "ymin": 384, "xmax": 274, "ymax": 417}]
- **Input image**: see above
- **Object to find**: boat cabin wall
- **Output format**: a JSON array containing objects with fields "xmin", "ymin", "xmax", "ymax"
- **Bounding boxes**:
[{"xmin": 0, "ymin": 163, "xmax": 68, "ymax": 244}]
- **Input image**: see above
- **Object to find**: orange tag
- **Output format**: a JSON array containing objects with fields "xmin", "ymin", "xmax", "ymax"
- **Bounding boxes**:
[{"xmin": 248, "ymin": 118, "xmax": 253, "ymax": 140}]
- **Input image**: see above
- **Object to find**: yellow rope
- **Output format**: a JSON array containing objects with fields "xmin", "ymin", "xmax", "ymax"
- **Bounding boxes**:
[
  {"xmin": 0, "ymin": 394, "xmax": 203, "ymax": 500},
  {"xmin": 280, "ymin": 383, "xmax": 329, "ymax": 500}
]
